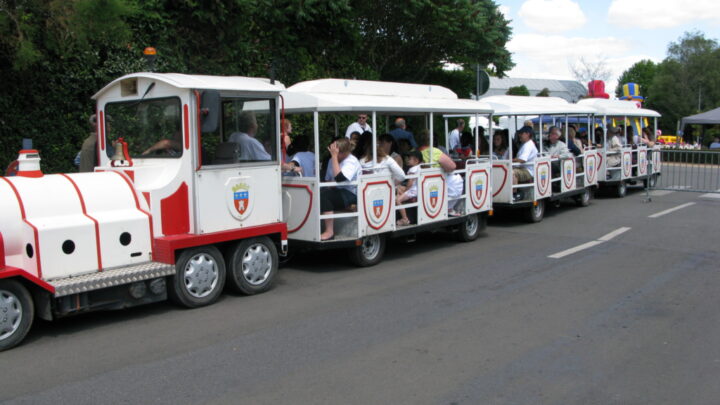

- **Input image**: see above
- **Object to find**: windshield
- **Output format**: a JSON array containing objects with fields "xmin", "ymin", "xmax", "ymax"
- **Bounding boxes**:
[{"xmin": 105, "ymin": 97, "xmax": 183, "ymax": 158}]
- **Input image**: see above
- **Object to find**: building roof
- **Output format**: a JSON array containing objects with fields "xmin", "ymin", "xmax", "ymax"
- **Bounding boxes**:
[{"xmin": 484, "ymin": 77, "xmax": 587, "ymax": 102}]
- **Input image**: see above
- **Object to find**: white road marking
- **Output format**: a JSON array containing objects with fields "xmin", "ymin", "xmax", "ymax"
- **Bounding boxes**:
[
  {"xmin": 700, "ymin": 189, "xmax": 720, "ymax": 199},
  {"xmin": 648, "ymin": 202, "xmax": 696, "ymax": 218},
  {"xmin": 549, "ymin": 227, "xmax": 631, "ymax": 259},
  {"xmin": 649, "ymin": 190, "xmax": 674, "ymax": 196},
  {"xmin": 548, "ymin": 241, "xmax": 604, "ymax": 259},
  {"xmin": 598, "ymin": 227, "xmax": 632, "ymax": 241}
]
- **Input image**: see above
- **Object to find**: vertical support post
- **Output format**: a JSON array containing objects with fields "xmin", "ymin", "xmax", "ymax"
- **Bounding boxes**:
[
  {"xmin": 372, "ymin": 111, "xmax": 377, "ymax": 165},
  {"xmin": 429, "ymin": 112, "xmax": 434, "ymax": 164},
  {"xmin": 314, "ymin": 111, "xmax": 320, "ymax": 183}
]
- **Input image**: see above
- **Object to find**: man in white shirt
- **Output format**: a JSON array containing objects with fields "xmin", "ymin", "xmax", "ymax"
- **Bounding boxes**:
[
  {"xmin": 545, "ymin": 126, "xmax": 569, "ymax": 157},
  {"xmin": 228, "ymin": 111, "xmax": 271, "ymax": 161},
  {"xmin": 345, "ymin": 113, "xmax": 373, "ymax": 138},
  {"xmin": 448, "ymin": 119, "xmax": 465, "ymax": 151},
  {"xmin": 512, "ymin": 126, "xmax": 538, "ymax": 184}
]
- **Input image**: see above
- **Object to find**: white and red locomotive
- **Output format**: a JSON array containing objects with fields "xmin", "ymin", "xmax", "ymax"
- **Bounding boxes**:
[{"xmin": 0, "ymin": 73, "xmax": 288, "ymax": 351}]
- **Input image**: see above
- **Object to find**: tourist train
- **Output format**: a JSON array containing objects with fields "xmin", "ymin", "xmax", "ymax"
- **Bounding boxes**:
[{"xmin": 0, "ymin": 73, "xmax": 661, "ymax": 351}]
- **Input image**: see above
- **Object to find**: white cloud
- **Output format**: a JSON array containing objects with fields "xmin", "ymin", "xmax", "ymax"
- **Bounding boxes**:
[
  {"xmin": 506, "ymin": 33, "xmax": 659, "ymax": 89},
  {"xmin": 498, "ymin": 5, "xmax": 511, "ymax": 19},
  {"xmin": 608, "ymin": 0, "xmax": 720, "ymax": 29},
  {"xmin": 518, "ymin": 0, "xmax": 587, "ymax": 33}
]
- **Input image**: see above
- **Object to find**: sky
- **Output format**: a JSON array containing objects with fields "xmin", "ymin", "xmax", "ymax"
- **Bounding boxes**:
[{"xmin": 496, "ymin": 0, "xmax": 720, "ymax": 91}]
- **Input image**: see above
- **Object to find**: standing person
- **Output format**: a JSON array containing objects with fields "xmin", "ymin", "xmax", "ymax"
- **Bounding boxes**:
[
  {"xmin": 320, "ymin": 138, "xmax": 362, "ymax": 241},
  {"xmin": 345, "ymin": 113, "xmax": 372, "ymax": 139},
  {"xmin": 448, "ymin": 119, "xmax": 465, "ymax": 151},
  {"xmin": 512, "ymin": 126, "xmax": 538, "ymax": 185},
  {"xmin": 389, "ymin": 117, "xmax": 417, "ymax": 148},
  {"xmin": 78, "ymin": 114, "xmax": 98, "ymax": 172}
]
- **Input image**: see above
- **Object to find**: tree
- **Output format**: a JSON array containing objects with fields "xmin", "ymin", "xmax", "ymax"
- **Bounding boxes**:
[
  {"xmin": 647, "ymin": 32, "xmax": 720, "ymax": 133},
  {"xmin": 569, "ymin": 56, "xmax": 611, "ymax": 84},
  {"xmin": 506, "ymin": 85, "xmax": 530, "ymax": 96},
  {"xmin": 615, "ymin": 60, "xmax": 657, "ymax": 99},
  {"xmin": 536, "ymin": 88, "xmax": 550, "ymax": 97}
]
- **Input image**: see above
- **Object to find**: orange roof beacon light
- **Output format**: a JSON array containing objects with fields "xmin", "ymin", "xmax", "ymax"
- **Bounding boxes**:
[{"xmin": 143, "ymin": 47, "xmax": 157, "ymax": 72}]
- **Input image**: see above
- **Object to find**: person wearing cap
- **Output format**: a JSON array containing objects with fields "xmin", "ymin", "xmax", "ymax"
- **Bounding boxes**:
[
  {"xmin": 345, "ymin": 113, "xmax": 373, "ymax": 139},
  {"xmin": 512, "ymin": 125, "xmax": 538, "ymax": 184},
  {"xmin": 389, "ymin": 117, "xmax": 417, "ymax": 148}
]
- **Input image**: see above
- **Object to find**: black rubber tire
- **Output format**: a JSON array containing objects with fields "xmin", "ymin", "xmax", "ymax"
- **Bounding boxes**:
[
  {"xmin": 616, "ymin": 181, "xmax": 627, "ymax": 198},
  {"xmin": 225, "ymin": 237, "xmax": 278, "ymax": 295},
  {"xmin": 169, "ymin": 246, "xmax": 226, "ymax": 308},
  {"xmin": 349, "ymin": 234, "xmax": 386, "ymax": 267},
  {"xmin": 456, "ymin": 214, "xmax": 483, "ymax": 242},
  {"xmin": 0, "ymin": 280, "xmax": 34, "ymax": 352},
  {"xmin": 575, "ymin": 188, "xmax": 592, "ymax": 207},
  {"xmin": 525, "ymin": 199, "xmax": 545, "ymax": 223}
]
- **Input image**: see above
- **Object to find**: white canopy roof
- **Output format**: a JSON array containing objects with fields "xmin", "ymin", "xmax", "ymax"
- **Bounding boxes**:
[
  {"xmin": 577, "ymin": 98, "xmax": 661, "ymax": 118},
  {"xmin": 283, "ymin": 79, "xmax": 493, "ymax": 114},
  {"xmin": 93, "ymin": 72, "xmax": 285, "ymax": 99},
  {"xmin": 479, "ymin": 95, "xmax": 596, "ymax": 116}
]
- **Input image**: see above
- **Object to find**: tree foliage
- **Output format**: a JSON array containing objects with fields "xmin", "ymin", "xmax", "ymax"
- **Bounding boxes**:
[
  {"xmin": 569, "ymin": 56, "xmax": 611, "ymax": 84},
  {"xmin": 646, "ymin": 32, "xmax": 720, "ymax": 132},
  {"xmin": 614, "ymin": 59, "xmax": 657, "ymax": 99},
  {"xmin": 536, "ymin": 87, "xmax": 550, "ymax": 97},
  {"xmin": 0, "ymin": 0, "xmax": 513, "ymax": 173},
  {"xmin": 506, "ymin": 85, "xmax": 529, "ymax": 96}
]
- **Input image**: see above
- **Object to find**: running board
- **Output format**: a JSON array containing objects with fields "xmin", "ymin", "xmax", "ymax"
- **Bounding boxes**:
[{"xmin": 50, "ymin": 262, "xmax": 176, "ymax": 297}]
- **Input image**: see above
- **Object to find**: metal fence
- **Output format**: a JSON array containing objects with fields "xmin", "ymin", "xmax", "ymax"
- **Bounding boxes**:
[{"xmin": 654, "ymin": 149, "xmax": 720, "ymax": 193}]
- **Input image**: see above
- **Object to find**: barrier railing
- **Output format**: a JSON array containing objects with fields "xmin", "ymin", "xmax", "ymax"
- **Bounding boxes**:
[{"xmin": 654, "ymin": 149, "xmax": 720, "ymax": 193}]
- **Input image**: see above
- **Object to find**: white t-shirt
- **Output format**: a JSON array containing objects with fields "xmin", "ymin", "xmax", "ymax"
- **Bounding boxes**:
[
  {"xmin": 228, "ymin": 132, "xmax": 271, "ymax": 161},
  {"xmin": 345, "ymin": 122, "xmax": 372, "ymax": 138},
  {"xmin": 546, "ymin": 140, "xmax": 569, "ymax": 157},
  {"xmin": 448, "ymin": 129, "xmax": 461, "ymax": 150},
  {"xmin": 403, "ymin": 164, "xmax": 420, "ymax": 199},
  {"xmin": 360, "ymin": 156, "xmax": 406, "ymax": 185},
  {"xmin": 517, "ymin": 140, "xmax": 538, "ymax": 173},
  {"xmin": 291, "ymin": 151, "xmax": 315, "ymax": 177},
  {"xmin": 324, "ymin": 154, "xmax": 362, "ymax": 194}
]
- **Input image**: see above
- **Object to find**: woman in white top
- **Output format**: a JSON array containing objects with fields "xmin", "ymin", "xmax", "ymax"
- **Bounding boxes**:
[{"xmin": 359, "ymin": 142, "xmax": 405, "ymax": 186}]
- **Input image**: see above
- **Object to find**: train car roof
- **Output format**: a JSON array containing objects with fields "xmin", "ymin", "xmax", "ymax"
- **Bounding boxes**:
[
  {"xmin": 283, "ymin": 79, "xmax": 493, "ymax": 114},
  {"xmin": 479, "ymin": 95, "xmax": 596, "ymax": 116},
  {"xmin": 577, "ymin": 98, "xmax": 661, "ymax": 118},
  {"xmin": 92, "ymin": 72, "xmax": 285, "ymax": 100}
]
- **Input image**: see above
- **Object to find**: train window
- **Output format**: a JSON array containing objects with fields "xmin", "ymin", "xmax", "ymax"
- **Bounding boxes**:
[
  {"xmin": 201, "ymin": 97, "xmax": 277, "ymax": 166},
  {"xmin": 105, "ymin": 97, "xmax": 183, "ymax": 158}
]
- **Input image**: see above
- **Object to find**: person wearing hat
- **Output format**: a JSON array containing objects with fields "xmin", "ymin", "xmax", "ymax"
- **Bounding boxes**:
[{"xmin": 512, "ymin": 125, "xmax": 538, "ymax": 185}]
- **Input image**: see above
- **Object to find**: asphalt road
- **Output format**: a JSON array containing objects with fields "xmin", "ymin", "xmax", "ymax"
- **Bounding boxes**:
[{"xmin": 1, "ymin": 183, "xmax": 719, "ymax": 404}]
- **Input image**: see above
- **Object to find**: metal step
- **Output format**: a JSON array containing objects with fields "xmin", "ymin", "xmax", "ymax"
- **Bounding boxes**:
[{"xmin": 50, "ymin": 262, "xmax": 176, "ymax": 297}]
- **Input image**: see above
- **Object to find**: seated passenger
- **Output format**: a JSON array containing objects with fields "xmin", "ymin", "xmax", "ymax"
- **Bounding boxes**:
[
  {"xmin": 546, "ymin": 126, "xmax": 569, "ymax": 158},
  {"xmin": 228, "ymin": 111, "xmax": 271, "ymax": 161},
  {"xmin": 606, "ymin": 126, "xmax": 624, "ymax": 167},
  {"xmin": 288, "ymin": 135, "xmax": 315, "ymax": 177},
  {"xmin": 379, "ymin": 133, "xmax": 404, "ymax": 168},
  {"xmin": 492, "ymin": 131, "xmax": 509, "ymax": 160},
  {"xmin": 454, "ymin": 131, "xmax": 474, "ymax": 158},
  {"xmin": 320, "ymin": 138, "xmax": 361, "ymax": 241},
  {"xmin": 142, "ymin": 131, "xmax": 182, "ymax": 156},
  {"xmin": 359, "ymin": 142, "xmax": 405, "ymax": 186},
  {"xmin": 512, "ymin": 126, "xmax": 537, "ymax": 185},
  {"xmin": 396, "ymin": 150, "xmax": 423, "ymax": 226},
  {"xmin": 417, "ymin": 129, "xmax": 464, "ymax": 213},
  {"xmin": 640, "ymin": 127, "xmax": 655, "ymax": 147}
]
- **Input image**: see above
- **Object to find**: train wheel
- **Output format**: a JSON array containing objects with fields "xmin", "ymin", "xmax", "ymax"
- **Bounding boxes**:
[
  {"xmin": 525, "ymin": 200, "xmax": 545, "ymax": 223},
  {"xmin": 349, "ymin": 234, "xmax": 386, "ymax": 267},
  {"xmin": 575, "ymin": 188, "xmax": 591, "ymax": 207},
  {"xmin": 169, "ymin": 246, "xmax": 226, "ymax": 308},
  {"xmin": 456, "ymin": 214, "xmax": 483, "ymax": 242},
  {"xmin": 0, "ymin": 280, "xmax": 34, "ymax": 352},
  {"xmin": 616, "ymin": 181, "xmax": 627, "ymax": 198},
  {"xmin": 225, "ymin": 237, "xmax": 278, "ymax": 295}
]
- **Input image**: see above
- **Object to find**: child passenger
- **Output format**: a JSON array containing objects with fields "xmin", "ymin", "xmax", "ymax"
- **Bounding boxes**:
[{"xmin": 396, "ymin": 150, "xmax": 423, "ymax": 226}]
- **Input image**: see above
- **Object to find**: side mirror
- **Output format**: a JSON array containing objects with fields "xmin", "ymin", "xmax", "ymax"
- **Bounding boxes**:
[{"xmin": 200, "ymin": 90, "xmax": 220, "ymax": 133}]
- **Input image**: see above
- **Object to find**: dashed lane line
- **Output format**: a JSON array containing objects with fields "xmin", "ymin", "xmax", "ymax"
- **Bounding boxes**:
[
  {"xmin": 549, "ymin": 227, "xmax": 632, "ymax": 259},
  {"xmin": 648, "ymin": 202, "xmax": 696, "ymax": 218}
]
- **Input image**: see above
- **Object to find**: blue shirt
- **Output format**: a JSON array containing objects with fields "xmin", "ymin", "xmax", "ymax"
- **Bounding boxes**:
[{"xmin": 390, "ymin": 128, "xmax": 417, "ymax": 148}]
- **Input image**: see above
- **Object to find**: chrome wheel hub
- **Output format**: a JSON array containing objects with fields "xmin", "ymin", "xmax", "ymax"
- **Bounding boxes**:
[
  {"xmin": 465, "ymin": 215, "xmax": 478, "ymax": 236},
  {"xmin": 362, "ymin": 236, "xmax": 381, "ymax": 260},
  {"xmin": 242, "ymin": 243, "xmax": 272, "ymax": 286},
  {"xmin": 184, "ymin": 253, "xmax": 219, "ymax": 298},
  {"xmin": 0, "ymin": 290, "xmax": 22, "ymax": 341}
]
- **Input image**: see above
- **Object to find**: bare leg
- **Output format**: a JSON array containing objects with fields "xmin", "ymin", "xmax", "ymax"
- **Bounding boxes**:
[{"xmin": 320, "ymin": 213, "xmax": 334, "ymax": 240}]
